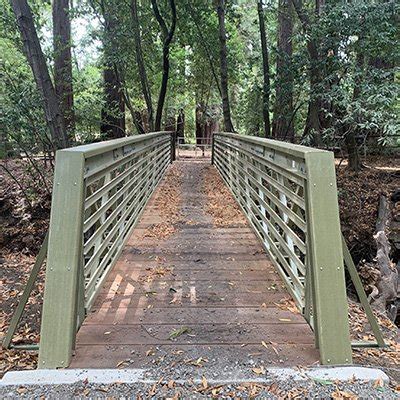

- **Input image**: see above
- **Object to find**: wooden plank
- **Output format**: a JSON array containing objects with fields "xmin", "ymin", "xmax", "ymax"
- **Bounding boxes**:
[
  {"xmin": 85, "ymin": 306, "xmax": 304, "ymax": 325},
  {"xmin": 111, "ymin": 258, "xmax": 276, "ymax": 268},
  {"xmin": 93, "ymin": 291, "xmax": 288, "ymax": 309},
  {"xmin": 99, "ymin": 278, "xmax": 286, "ymax": 295},
  {"xmin": 120, "ymin": 252, "xmax": 269, "ymax": 262},
  {"xmin": 75, "ymin": 323, "xmax": 315, "ymax": 345},
  {"xmin": 69, "ymin": 343, "xmax": 319, "ymax": 369},
  {"xmin": 103, "ymin": 269, "xmax": 279, "ymax": 282}
]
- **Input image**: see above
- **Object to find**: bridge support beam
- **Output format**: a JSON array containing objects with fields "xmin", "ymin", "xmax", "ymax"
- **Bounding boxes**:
[
  {"xmin": 38, "ymin": 150, "xmax": 85, "ymax": 369},
  {"xmin": 305, "ymin": 152, "xmax": 352, "ymax": 365}
]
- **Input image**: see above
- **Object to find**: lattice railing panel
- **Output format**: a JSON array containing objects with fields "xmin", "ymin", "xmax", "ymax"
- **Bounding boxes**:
[
  {"xmin": 82, "ymin": 134, "xmax": 170, "ymax": 308},
  {"xmin": 213, "ymin": 132, "xmax": 352, "ymax": 365},
  {"xmin": 214, "ymin": 135, "xmax": 307, "ymax": 308}
]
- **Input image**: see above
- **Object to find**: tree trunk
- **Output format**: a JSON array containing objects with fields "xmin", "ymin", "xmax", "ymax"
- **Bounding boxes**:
[
  {"xmin": 176, "ymin": 108, "xmax": 185, "ymax": 143},
  {"xmin": 151, "ymin": 0, "xmax": 176, "ymax": 131},
  {"xmin": 217, "ymin": 0, "xmax": 235, "ymax": 132},
  {"xmin": 291, "ymin": 0, "xmax": 322, "ymax": 146},
  {"xmin": 101, "ymin": 7, "xmax": 125, "ymax": 139},
  {"xmin": 164, "ymin": 112, "xmax": 176, "ymax": 132},
  {"xmin": 122, "ymin": 88, "xmax": 145, "ymax": 135},
  {"xmin": 272, "ymin": 0, "xmax": 294, "ymax": 141},
  {"xmin": 130, "ymin": 0, "xmax": 154, "ymax": 131},
  {"xmin": 346, "ymin": 50, "xmax": 363, "ymax": 171},
  {"xmin": 257, "ymin": 0, "xmax": 271, "ymax": 138},
  {"xmin": 11, "ymin": 0, "xmax": 69, "ymax": 149},
  {"xmin": 53, "ymin": 0, "xmax": 74, "ymax": 138},
  {"xmin": 368, "ymin": 195, "xmax": 398, "ymax": 319},
  {"xmin": 345, "ymin": 129, "xmax": 360, "ymax": 171},
  {"xmin": 195, "ymin": 103, "xmax": 206, "ymax": 144},
  {"xmin": 186, "ymin": 2, "xmax": 222, "ymax": 97},
  {"xmin": 100, "ymin": 66, "xmax": 125, "ymax": 139}
]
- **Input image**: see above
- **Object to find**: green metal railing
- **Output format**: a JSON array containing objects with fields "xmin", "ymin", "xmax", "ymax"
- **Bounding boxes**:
[
  {"xmin": 38, "ymin": 132, "xmax": 172, "ymax": 369},
  {"xmin": 4, "ymin": 130, "xmax": 384, "ymax": 368},
  {"xmin": 213, "ymin": 132, "xmax": 353, "ymax": 365}
]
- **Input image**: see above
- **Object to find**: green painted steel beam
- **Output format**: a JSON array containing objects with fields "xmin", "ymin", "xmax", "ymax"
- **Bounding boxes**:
[
  {"xmin": 342, "ymin": 235, "xmax": 386, "ymax": 348},
  {"xmin": 2, "ymin": 232, "xmax": 48, "ymax": 349},
  {"xmin": 215, "ymin": 132, "xmax": 329, "ymax": 159},
  {"xmin": 304, "ymin": 152, "xmax": 352, "ymax": 365},
  {"xmin": 65, "ymin": 131, "xmax": 171, "ymax": 158},
  {"xmin": 38, "ymin": 151, "xmax": 86, "ymax": 369}
]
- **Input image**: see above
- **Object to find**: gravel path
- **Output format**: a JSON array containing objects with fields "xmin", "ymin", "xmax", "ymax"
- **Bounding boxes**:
[{"xmin": 1, "ymin": 378, "xmax": 398, "ymax": 398}]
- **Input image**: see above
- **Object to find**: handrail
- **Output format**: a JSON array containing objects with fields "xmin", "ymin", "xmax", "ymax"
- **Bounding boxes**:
[
  {"xmin": 38, "ymin": 132, "xmax": 172, "ymax": 369},
  {"xmin": 213, "ymin": 132, "xmax": 353, "ymax": 365}
]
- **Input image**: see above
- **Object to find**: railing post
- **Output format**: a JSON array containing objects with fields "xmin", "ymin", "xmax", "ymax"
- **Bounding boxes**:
[
  {"xmin": 38, "ymin": 150, "xmax": 85, "ymax": 369},
  {"xmin": 305, "ymin": 151, "xmax": 352, "ymax": 365}
]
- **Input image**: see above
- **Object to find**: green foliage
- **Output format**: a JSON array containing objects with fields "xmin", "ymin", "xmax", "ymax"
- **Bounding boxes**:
[
  {"xmin": 315, "ymin": 1, "xmax": 399, "ymax": 149},
  {"xmin": 0, "ymin": 36, "xmax": 49, "ymax": 154},
  {"xmin": 0, "ymin": 0, "xmax": 398, "ymax": 153},
  {"xmin": 73, "ymin": 64, "xmax": 103, "ymax": 142}
]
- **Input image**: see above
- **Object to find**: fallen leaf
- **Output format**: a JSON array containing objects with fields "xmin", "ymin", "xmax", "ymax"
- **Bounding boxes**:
[
  {"xmin": 313, "ymin": 378, "xmax": 334, "ymax": 385},
  {"xmin": 202, "ymin": 375, "xmax": 208, "ymax": 389},
  {"xmin": 169, "ymin": 326, "xmax": 190, "ymax": 339},
  {"xmin": 373, "ymin": 378, "xmax": 384, "ymax": 388},
  {"xmin": 252, "ymin": 366, "xmax": 266, "ymax": 375},
  {"xmin": 331, "ymin": 389, "xmax": 358, "ymax": 399},
  {"xmin": 146, "ymin": 348, "xmax": 155, "ymax": 356},
  {"xmin": 167, "ymin": 380, "xmax": 175, "ymax": 389},
  {"xmin": 116, "ymin": 359, "xmax": 129, "ymax": 368},
  {"xmin": 261, "ymin": 341, "xmax": 269, "ymax": 350}
]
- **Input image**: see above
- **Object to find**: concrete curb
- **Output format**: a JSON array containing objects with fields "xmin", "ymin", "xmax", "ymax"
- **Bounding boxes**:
[{"xmin": 0, "ymin": 367, "xmax": 388, "ymax": 387}]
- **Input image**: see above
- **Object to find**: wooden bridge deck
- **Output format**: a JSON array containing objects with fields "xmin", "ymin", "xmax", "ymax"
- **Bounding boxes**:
[{"xmin": 70, "ymin": 161, "xmax": 319, "ymax": 369}]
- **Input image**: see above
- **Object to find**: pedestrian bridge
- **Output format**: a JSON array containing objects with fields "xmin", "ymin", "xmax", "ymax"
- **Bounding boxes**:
[{"xmin": 5, "ymin": 131, "xmax": 367, "ymax": 369}]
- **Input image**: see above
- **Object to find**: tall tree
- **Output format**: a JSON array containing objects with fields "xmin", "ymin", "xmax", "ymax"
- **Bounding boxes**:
[
  {"xmin": 257, "ymin": 0, "xmax": 271, "ymax": 138},
  {"xmin": 272, "ymin": 0, "xmax": 294, "ymax": 141},
  {"xmin": 345, "ymin": 49, "xmax": 363, "ymax": 171},
  {"xmin": 100, "ymin": 2, "xmax": 125, "ymax": 139},
  {"xmin": 130, "ymin": 0, "xmax": 154, "ymax": 131},
  {"xmin": 53, "ymin": 0, "xmax": 74, "ymax": 137},
  {"xmin": 291, "ymin": 0, "xmax": 323, "ymax": 145},
  {"xmin": 100, "ymin": 66, "xmax": 125, "ymax": 139},
  {"xmin": 185, "ymin": 1, "xmax": 222, "ymax": 97},
  {"xmin": 151, "ymin": 0, "xmax": 176, "ymax": 131},
  {"xmin": 10, "ymin": 0, "xmax": 69, "ymax": 149},
  {"xmin": 176, "ymin": 108, "xmax": 185, "ymax": 143},
  {"xmin": 216, "ymin": 0, "xmax": 234, "ymax": 132}
]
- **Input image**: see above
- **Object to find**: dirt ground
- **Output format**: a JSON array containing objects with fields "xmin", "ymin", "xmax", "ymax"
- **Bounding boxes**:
[
  {"xmin": 0, "ymin": 155, "xmax": 399, "ymax": 390},
  {"xmin": 337, "ymin": 156, "xmax": 399, "ymax": 263}
]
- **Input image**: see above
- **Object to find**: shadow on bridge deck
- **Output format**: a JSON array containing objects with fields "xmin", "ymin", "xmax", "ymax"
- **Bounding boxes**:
[{"xmin": 69, "ymin": 161, "xmax": 319, "ymax": 373}]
